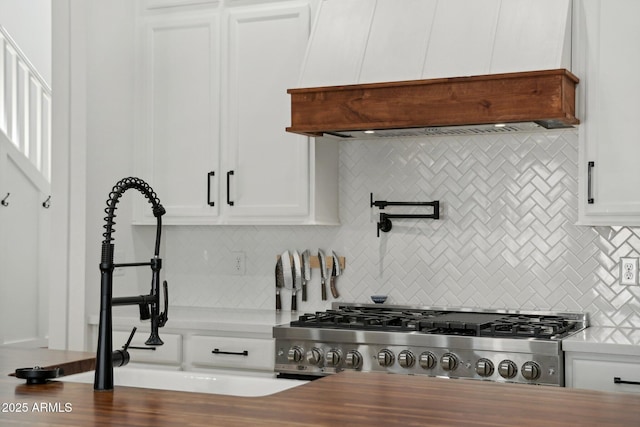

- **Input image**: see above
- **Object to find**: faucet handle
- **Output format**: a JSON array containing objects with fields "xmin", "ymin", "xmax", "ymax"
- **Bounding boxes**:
[
  {"xmin": 112, "ymin": 327, "xmax": 136, "ymax": 368},
  {"xmin": 122, "ymin": 327, "xmax": 137, "ymax": 351},
  {"xmin": 158, "ymin": 280, "xmax": 169, "ymax": 328}
]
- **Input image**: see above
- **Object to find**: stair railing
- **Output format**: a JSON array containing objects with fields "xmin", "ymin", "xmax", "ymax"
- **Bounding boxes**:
[{"xmin": 0, "ymin": 25, "xmax": 52, "ymax": 182}]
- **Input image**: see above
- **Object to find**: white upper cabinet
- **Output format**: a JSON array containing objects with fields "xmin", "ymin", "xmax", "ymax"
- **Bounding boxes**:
[
  {"xmin": 134, "ymin": 0, "xmax": 338, "ymax": 225},
  {"xmin": 575, "ymin": 0, "xmax": 640, "ymax": 225},
  {"xmin": 135, "ymin": 12, "xmax": 222, "ymax": 223},
  {"xmin": 221, "ymin": 5, "xmax": 310, "ymax": 222}
]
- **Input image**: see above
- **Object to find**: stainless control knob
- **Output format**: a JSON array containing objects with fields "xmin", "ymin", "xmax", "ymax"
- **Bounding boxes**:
[
  {"xmin": 306, "ymin": 348, "xmax": 323, "ymax": 366},
  {"xmin": 475, "ymin": 358, "xmax": 495, "ymax": 377},
  {"xmin": 498, "ymin": 360, "xmax": 518, "ymax": 379},
  {"xmin": 521, "ymin": 361, "xmax": 541, "ymax": 381},
  {"xmin": 419, "ymin": 352, "xmax": 437, "ymax": 370},
  {"xmin": 325, "ymin": 349, "xmax": 342, "ymax": 367},
  {"xmin": 378, "ymin": 349, "xmax": 395, "ymax": 367},
  {"xmin": 345, "ymin": 350, "xmax": 363, "ymax": 370},
  {"xmin": 441, "ymin": 353, "xmax": 458, "ymax": 371},
  {"xmin": 398, "ymin": 350, "xmax": 416, "ymax": 368},
  {"xmin": 287, "ymin": 346, "xmax": 304, "ymax": 363}
]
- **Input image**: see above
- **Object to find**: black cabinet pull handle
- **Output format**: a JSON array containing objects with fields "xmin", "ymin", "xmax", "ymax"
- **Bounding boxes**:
[
  {"xmin": 587, "ymin": 161, "xmax": 595, "ymax": 204},
  {"xmin": 212, "ymin": 348, "xmax": 248, "ymax": 356},
  {"xmin": 614, "ymin": 377, "xmax": 640, "ymax": 386},
  {"xmin": 226, "ymin": 170, "xmax": 235, "ymax": 206},
  {"xmin": 207, "ymin": 171, "xmax": 215, "ymax": 207}
]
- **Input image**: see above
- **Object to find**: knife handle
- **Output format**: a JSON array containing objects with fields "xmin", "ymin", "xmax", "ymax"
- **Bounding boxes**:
[
  {"xmin": 291, "ymin": 290, "xmax": 297, "ymax": 311},
  {"xmin": 321, "ymin": 279, "xmax": 327, "ymax": 300},
  {"xmin": 302, "ymin": 283, "xmax": 307, "ymax": 301},
  {"xmin": 330, "ymin": 277, "xmax": 339, "ymax": 299},
  {"xmin": 276, "ymin": 290, "xmax": 281, "ymax": 311}
]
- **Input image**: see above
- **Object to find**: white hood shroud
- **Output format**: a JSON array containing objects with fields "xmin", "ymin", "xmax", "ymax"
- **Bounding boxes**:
[{"xmin": 297, "ymin": 0, "xmax": 572, "ymax": 88}]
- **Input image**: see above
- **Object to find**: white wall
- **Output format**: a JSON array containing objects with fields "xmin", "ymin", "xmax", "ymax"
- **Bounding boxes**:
[
  {"xmin": 84, "ymin": 0, "xmax": 139, "ymax": 302},
  {"xmin": 0, "ymin": 0, "xmax": 51, "ymax": 86},
  {"xmin": 53, "ymin": 0, "xmax": 640, "ymax": 351},
  {"xmin": 50, "ymin": 0, "xmax": 139, "ymax": 350}
]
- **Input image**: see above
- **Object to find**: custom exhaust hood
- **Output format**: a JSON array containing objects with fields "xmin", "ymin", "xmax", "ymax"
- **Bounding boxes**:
[
  {"xmin": 286, "ymin": 0, "xmax": 579, "ymax": 139},
  {"xmin": 286, "ymin": 69, "xmax": 579, "ymax": 138}
]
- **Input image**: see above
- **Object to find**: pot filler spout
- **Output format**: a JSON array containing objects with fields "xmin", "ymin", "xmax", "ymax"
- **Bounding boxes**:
[{"xmin": 94, "ymin": 177, "xmax": 169, "ymax": 391}]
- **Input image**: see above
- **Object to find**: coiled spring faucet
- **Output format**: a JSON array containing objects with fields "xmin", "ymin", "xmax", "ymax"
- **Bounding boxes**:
[{"xmin": 94, "ymin": 177, "xmax": 168, "ymax": 391}]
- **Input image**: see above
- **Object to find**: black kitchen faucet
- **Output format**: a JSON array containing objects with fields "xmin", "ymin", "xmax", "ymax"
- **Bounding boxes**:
[{"xmin": 94, "ymin": 177, "xmax": 168, "ymax": 391}]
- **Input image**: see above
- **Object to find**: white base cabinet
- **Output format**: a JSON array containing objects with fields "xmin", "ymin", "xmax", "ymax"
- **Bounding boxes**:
[
  {"xmin": 92, "ymin": 325, "xmax": 275, "ymax": 374},
  {"xmin": 133, "ymin": 0, "xmax": 338, "ymax": 226},
  {"xmin": 185, "ymin": 335, "xmax": 274, "ymax": 372},
  {"xmin": 575, "ymin": 0, "xmax": 640, "ymax": 225},
  {"xmin": 565, "ymin": 352, "xmax": 640, "ymax": 394}
]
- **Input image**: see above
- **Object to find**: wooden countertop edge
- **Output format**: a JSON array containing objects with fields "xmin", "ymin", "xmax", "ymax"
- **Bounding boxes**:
[
  {"xmin": 8, "ymin": 357, "xmax": 96, "ymax": 378},
  {"xmin": 3, "ymin": 347, "xmax": 96, "ymax": 377},
  {"xmin": 2, "ymin": 349, "xmax": 640, "ymax": 426}
]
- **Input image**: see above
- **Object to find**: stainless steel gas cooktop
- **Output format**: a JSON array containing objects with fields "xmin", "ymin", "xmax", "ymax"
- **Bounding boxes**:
[{"xmin": 273, "ymin": 303, "xmax": 588, "ymax": 386}]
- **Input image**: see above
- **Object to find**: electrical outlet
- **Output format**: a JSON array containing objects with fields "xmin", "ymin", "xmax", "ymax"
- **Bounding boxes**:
[
  {"xmin": 620, "ymin": 257, "xmax": 638, "ymax": 285},
  {"xmin": 232, "ymin": 251, "xmax": 245, "ymax": 276}
]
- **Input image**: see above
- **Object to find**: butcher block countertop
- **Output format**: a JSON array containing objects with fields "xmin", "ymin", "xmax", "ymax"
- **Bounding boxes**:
[{"xmin": 1, "ymin": 348, "xmax": 639, "ymax": 426}]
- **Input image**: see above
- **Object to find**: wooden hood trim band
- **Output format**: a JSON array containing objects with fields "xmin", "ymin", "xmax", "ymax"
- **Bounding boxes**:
[{"xmin": 286, "ymin": 69, "xmax": 579, "ymax": 137}]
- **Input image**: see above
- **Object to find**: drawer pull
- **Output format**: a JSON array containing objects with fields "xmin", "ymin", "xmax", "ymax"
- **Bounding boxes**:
[
  {"xmin": 614, "ymin": 377, "xmax": 640, "ymax": 386},
  {"xmin": 212, "ymin": 348, "xmax": 248, "ymax": 356}
]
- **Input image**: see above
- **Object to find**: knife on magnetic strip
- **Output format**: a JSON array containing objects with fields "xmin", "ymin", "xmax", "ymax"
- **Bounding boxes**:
[
  {"xmin": 301, "ymin": 250, "xmax": 311, "ymax": 301},
  {"xmin": 330, "ymin": 250, "xmax": 341, "ymax": 298},
  {"xmin": 275, "ymin": 259, "xmax": 283, "ymax": 311},
  {"xmin": 280, "ymin": 250, "xmax": 295, "ymax": 311},
  {"xmin": 292, "ymin": 250, "xmax": 302, "ymax": 311},
  {"xmin": 318, "ymin": 249, "xmax": 328, "ymax": 300}
]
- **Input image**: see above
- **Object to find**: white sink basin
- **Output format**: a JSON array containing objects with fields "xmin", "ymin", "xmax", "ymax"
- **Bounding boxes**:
[{"xmin": 59, "ymin": 367, "xmax": 307, "ymax": 397}]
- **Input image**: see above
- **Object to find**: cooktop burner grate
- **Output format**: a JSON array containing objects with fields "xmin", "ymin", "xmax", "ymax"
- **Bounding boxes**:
[
  {"xmin": 292, "ymin": 308, "xmax": 446, "ymax": 331},
  {"xmin": 290, "ymin": 307, "xmax": 580, "ymax": 340},
  {"xmin": 479, "ymin": 315, "xmax": 576, "ymax": 339}
]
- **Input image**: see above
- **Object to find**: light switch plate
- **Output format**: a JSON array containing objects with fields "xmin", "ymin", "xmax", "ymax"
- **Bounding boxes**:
[{"xmin": 620, "ymin": 257, "xmax": 638, "ymax": 285}]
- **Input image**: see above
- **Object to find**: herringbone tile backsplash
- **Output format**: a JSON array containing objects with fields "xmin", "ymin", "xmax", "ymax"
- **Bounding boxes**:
[{"xmin": 149, "ymin": 129, "xmax": 640, "ymax": 328}]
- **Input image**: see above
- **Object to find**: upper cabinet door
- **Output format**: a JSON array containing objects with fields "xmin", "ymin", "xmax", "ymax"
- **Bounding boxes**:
[
  {"xmin": 575, "ymin": 0, "xmax": 640, "ymax": 225},
  {"xmin": 222, "ymin": 3, "xmax": 311, "ymax": 222},
  {"xmin": 135, "ymin": 11, "xmax": 221, "ymax": 224},
  {"xmin": 134, "ymin": 1, "xmax": 336, "ymax": 225}
]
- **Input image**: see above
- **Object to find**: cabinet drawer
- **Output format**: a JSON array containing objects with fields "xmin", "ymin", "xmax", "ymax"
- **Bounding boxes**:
[
  {"xmin": 113, "ymin": 330, "xmax": 182, "ymax": 365},
  {"xmin": 569, "ymin": 355, "xmax": 640, "ymax": 394},
  {"xmin": 187, "ymin": 335, "xmax": 274, "ymax": 371}
]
